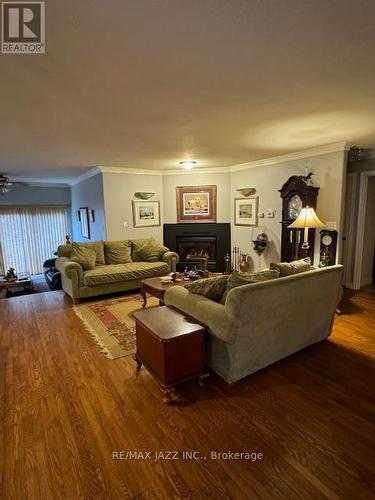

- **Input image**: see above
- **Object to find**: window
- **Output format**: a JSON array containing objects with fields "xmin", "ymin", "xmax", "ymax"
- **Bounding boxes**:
[{"xmin": 0, "ymin": 206, "xmax": 70, "ymax": 275}]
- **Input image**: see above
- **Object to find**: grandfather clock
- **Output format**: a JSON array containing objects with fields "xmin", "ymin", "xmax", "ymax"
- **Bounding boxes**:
[{"xmin": 279, "ymin": 175, "xmax": 319, "ymax": 263}]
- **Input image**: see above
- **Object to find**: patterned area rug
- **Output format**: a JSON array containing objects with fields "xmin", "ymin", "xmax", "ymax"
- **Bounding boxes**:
[{"xmin": 73, "ymin": 294, "xmax": 159, "ymax": 359}]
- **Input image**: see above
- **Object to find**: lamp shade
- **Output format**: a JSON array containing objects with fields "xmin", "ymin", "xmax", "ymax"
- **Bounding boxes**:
[{"xmin": 288, "ymin": 206, "xmax": 325, "ymax": 229}]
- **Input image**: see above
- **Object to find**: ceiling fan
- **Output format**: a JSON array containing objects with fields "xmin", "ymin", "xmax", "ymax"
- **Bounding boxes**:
[{"xmin": 0, "ymin": 174, "xmax": 28, "ymax": 194}]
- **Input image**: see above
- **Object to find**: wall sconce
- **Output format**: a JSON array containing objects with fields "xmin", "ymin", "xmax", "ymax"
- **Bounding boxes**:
[
  {"xmin": 134, "ymin": 192, "xmax": 155, "ymax": 200},
  {"xmin": 236, "ymin": 188, "xmax": 256, "ymax": 197}
]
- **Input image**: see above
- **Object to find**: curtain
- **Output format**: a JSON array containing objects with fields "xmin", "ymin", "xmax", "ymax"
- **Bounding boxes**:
[{"xmin": 0, "ymin": 207, "xmax": 70, "ymax": 276}]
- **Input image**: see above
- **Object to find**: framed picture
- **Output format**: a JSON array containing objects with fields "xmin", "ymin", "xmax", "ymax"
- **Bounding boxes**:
[
  {"xmin": 234, "ymin": 197, "xmax": 258, "ymax": 226},
  {"xmin": 176, "ymin": 185, "xmax": 217, "ymax": 223},
  {"xmin": 132, "ymin": 200, "xmax": 160, "ymax": 227},
  {"xmin": 88, "ymin": 209, "xmax": 95, "ymax": 222},
  {"xmin": 79, "ymin": 207, "xmax": 90, "ymax": 239}
]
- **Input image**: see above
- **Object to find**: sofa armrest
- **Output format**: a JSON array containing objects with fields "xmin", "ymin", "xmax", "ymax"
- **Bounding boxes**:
[
  {"xmin": 161, "ymin": 251, "xmax": 179, "ymax": 272},
  {"xmin": 56, "ymin": 257, "xmax": 83, "ymax": 283},
  {"xmin": 164, "ymin": 286, "xmax": 236, "ymax": 343},
  {"xmin": 55, "ymin": 257, "xmax": 83, "ymax": 299}
]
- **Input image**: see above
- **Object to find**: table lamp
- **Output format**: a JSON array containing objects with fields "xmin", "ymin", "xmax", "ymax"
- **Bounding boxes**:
[{"xmin": 288, "ymin": 206, "xmax": 325, "ymax": 257}]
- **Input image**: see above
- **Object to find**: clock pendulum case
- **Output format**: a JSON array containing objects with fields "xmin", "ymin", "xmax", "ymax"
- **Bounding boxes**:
[
  {"xmin": 319, "ymin": 230, "xmax": 338, "ymax": 267},
  {"xmin": 279, "ymin": 175, "xmax": 320, "ymax": 263}
]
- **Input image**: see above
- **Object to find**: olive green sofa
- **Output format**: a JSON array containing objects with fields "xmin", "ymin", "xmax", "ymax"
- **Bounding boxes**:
[
  {"xmin": 56, "ymin": 239, "xmax": 179, "ymax": 304},
  {"xmin": 164, "ymin": 265, "xmax": 343, "ymax": 383}
]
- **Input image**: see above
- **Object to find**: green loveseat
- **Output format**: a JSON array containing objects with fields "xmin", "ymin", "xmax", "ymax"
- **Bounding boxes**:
[{"xmin": 56, "ymin": 239, "xmax": 179, "ymax": 304}]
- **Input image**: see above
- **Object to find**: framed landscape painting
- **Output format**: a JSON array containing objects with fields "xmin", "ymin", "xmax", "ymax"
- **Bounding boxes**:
[
  {"xmin": 132, "ymin": 200, "xmax": 160, "ymax": 227},
  {"xmin": 176, "ymin": 185, "xmax": 217, "ymax": 223},
  {"xmin": 234, "ymin": 197, "xmax": 258, "ymax": 226}
]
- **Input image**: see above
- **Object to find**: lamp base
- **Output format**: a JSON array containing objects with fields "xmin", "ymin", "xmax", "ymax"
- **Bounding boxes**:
[{"xmin": 300, "ymin": 242, "xmax": 310, "ymax": 259}]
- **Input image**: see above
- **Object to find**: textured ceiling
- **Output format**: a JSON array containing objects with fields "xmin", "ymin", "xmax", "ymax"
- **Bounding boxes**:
[{"xmin": 0, "ymin": 0, "xmax": 375, "ymax": 181}]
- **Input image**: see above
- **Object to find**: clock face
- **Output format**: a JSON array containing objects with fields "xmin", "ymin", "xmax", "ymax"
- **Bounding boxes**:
[
  {"xmin": 322, "ymin": 234, "xmax": 333, "ymax": 246},
  {"xmin": 288, "ymin": 195, "xmax": 303, "ymax": 219}
]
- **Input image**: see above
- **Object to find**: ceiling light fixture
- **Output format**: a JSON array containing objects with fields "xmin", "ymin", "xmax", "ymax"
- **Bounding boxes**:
[{"xmin": 179, "ymin": 160, "xmax": 197, "ymax": 170}]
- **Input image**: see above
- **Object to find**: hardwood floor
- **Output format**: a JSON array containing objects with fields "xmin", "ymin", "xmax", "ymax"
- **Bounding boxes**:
[{"xmin": 0, "ymin": 290, "xmax": 374, "ymax": 499}]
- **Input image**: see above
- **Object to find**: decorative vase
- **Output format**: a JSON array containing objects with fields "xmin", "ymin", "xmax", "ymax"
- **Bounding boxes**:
[{"xmin": 239, "ymin": 254, "xmax": 250, "ymax": 273}]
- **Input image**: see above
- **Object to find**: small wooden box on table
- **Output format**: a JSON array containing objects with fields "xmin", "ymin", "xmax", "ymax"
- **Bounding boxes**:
[{"xmin": 133, "ymin": 306, "xmax": 208, "ymax": 403}]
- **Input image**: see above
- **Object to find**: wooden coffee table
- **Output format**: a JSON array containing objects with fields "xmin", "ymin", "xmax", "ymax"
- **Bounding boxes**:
[
  {"xmin": 133, "ymin": 306, "xmax": 208, "ymax": 403},
  {"xmin": 0, "ymin": 274, "xmax": 34, "ymax": 296},
  {"xmin": 141, "ymin": 272, "xmax": 221, "ymax": 308}
]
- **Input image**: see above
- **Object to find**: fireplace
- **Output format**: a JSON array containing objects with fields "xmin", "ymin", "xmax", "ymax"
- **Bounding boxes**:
[
  {"xmin": 164, "ymin": 223, "xmax": 231, "ymax": 273},
  {"xmin": 177, "ymin": 236, "xmax": 216, "ymax": 270}
]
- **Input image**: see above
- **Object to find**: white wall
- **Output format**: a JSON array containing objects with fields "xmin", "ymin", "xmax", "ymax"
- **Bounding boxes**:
[
  {"xmin": 361, "ymin": 176, "xmax": 375, "ymax": 286},
  {"xmin": 163, "ymin": 171, "xmax": 231, "ymax": 223},
  {"xmin": 71, "ymin": 174, "xmax": 107, "ymax": 242},
  {"xmin": 103, "ymin": 172, "xmax": 163, "ymax": 241},
  {"xmin": 98, "ymin": 149, "xmax": 347, "ymax": 267},
  {"xmin": 231, "ymin": 150, "xmax": 347, "ymax": 270}
]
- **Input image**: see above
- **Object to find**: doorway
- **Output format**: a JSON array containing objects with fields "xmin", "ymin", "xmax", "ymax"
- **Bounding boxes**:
[{"xmin": 353, "ymin": 171, "xmax": 375, "ymax": 289}]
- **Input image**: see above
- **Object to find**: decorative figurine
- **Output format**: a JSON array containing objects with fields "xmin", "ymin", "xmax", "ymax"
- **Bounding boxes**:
[
  {"xmin": 5, "ymin": 268, "xmax": 17, "ymax": 282},
  {"xmin": 65, "ymin": 234, "xmax": 71, "ymax": 244}
]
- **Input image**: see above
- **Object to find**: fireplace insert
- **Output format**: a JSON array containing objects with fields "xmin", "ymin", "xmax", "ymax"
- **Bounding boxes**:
[
  {"xmin": 177, "ymin": 236, "xmax": 216, "ymax": 271},
  {"xmin": 163, "ymin": 223, "xmax": 231, "ymax": 272}
]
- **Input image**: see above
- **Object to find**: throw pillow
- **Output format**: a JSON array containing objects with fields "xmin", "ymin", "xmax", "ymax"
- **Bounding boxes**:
[
  {"xmin": 135, "ymin": 238, "xmax": 169, "ymax": 262},
  {"xmin": 131, "ymin": 239, "xmax": 151, "ymax": 262},
  {"xmin": 184, "ymin": 275, "xmax": 229, "ymax": 303},
  {"xmin": 220, "ymin": 269, "xmax": 280, "ymax": 304},
  {"xmin": 58, "ymin": 240, "xmax": 105, "ymax": 265},
  {"xmin": 70, "ymin": 243, "xmax": 96, "ymax": 271},
  {"xmin": 270, "ymin": 257, "xmax": 311, "ymax": 277},
  {"xmin": 104, "ymin": 240, "xmax": 132, "ymax": 264}
]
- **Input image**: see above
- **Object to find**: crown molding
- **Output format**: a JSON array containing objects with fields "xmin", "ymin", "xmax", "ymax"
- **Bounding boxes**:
[
  {"xmin": 69, "ymin": 167, "xmax": 102, "ymax": 185},
  {"xmin": 96, "ymin": 142, "xmax": 348, "ymax": 177},
  {"xmin": 17, "ymin": 142, "xmax": 346, "ymax": 185},
  {"xmin": 98, "ymin": 165, "xmax": 164, "ymax": 176},
  {"xmin": 229, "ymin": 142, "xmax": 348, "ymax": 172}
]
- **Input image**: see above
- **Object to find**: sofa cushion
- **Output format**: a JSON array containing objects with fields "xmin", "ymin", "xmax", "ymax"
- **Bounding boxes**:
[
  {"xmin": 221, "ymin": 269, "xmax": 280, "ymax": 304},
  {"xmin": 70, "ymin": 243, "xmax": 97, "ymax": 271},
  {"xmin": 184, "ymin": 275, "xmax": 229, "ymax": 303},
  {"xmin": 83, "ymin": 261, "xmax": 169, "ymax": 287},
  {"xmin": 270, "ymin": 257, "xmax": 311, "ymax": 276},
  {"xmin": 133, "ymin": 237, "xmax": 168, "ymax": 262},
  {"xmin": 104, "ymin": 240, "xmax": 132, "ymax": 264},
  {"xmin": 57, "ymin": 240, "xmax": 105, "ymax": 265}
]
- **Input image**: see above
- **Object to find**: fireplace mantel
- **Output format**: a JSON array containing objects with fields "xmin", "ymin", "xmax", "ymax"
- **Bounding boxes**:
[{"xmin": 163, "ymin": 223, "xmax": 231, "ymax": 273}]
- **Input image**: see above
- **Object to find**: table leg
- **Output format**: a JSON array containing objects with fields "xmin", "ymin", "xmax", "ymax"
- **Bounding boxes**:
[
  {"xmin": 161, "ymin": 387, "xmax": 173, "ymax": 404},
  {"xmin": 132, "ymin": 354, "xmax": 143, "ymax": 373},
  {"xmin": 198, "ymin": 372, "xmax": 210, "ymax": 388},
  {"xmin": 141, "ymin": 288, "xmax": 147, "ymax": 308}
]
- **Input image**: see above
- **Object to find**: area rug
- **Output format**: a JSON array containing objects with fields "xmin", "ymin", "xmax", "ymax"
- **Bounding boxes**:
[{"xmin": 73, "ymin": 294, "xmax": 159, "ymax": 359}]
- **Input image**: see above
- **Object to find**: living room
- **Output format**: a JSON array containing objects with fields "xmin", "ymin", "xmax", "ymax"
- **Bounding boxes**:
[{"xmin": 1, "ymin": 1, "xmax": 374, "ymax": 499}]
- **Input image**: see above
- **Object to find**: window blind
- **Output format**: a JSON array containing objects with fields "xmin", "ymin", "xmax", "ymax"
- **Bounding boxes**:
[{"xmin": 0, "ymin": 206, "xmax": 70, "ymax": 275}]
